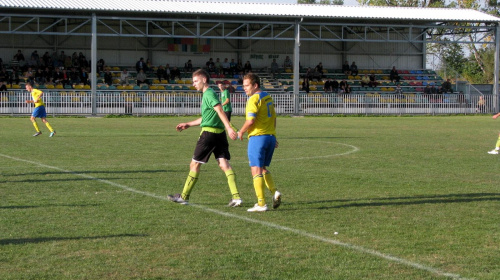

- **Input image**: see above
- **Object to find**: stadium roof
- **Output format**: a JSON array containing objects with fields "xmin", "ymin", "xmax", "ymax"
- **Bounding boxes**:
[{"xmin": 0, "ymin": 0, "xmax": 499, "ymax": 23}]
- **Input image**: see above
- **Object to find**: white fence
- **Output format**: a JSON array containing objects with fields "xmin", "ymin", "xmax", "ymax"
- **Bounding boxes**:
[{"xmin": 0, "ymin": 91, "xmax": 496, "ymax": 116}]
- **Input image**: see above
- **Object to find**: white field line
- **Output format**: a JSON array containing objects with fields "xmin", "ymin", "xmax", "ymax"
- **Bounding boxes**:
[{"xmin": 0, "ymin": 152, "xmax": 470, "ymax": 280}]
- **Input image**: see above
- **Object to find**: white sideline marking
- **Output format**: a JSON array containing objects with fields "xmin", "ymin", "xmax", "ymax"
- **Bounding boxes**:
[{"xmin": 0, "ymin": 153, "xmax": 469, "ymax": 280}]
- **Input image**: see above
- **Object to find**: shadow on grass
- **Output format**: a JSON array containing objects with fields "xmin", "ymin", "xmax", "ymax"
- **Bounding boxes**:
[
  {"xmin": 297, "ymin": 192, "xmax": 500, "ymax": 210},
  {"xmin": 0, "ymin": 203, "xmax": 100, "ymax": 210},
  {"xmin": 0, "ymin": 233, "xmax": 148, "ymax": 245},
  {"xmin": 3, "ymin": 169, "xmax": 177, "ymax": 177}
]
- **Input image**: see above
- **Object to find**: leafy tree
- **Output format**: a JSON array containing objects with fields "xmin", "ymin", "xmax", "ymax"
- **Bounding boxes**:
[{"xmin": 298, "ymin": 0, "xmax": 344, "ymax": 4}]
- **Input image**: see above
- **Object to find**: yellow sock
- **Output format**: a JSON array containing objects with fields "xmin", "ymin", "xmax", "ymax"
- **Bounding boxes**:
[
  {"xmin": 496, "ymin": 137, "xmax": 500, "ymax": 149},
  {"xmin": 32, "ymin": 121, "xmax": 40, "ymax": 132},
  {"xmin": 225, "ymin": 169, "xmax": 240, "ymax": 199},
  {"xmin": 253, "ymin": 174, "xmax": 266, "ymax": 206},
  {"xmin": 263, "ymin": 171, "xmax": 277, "ymax": 194},
  {"xmin": 181, "ymin": 171, "xmax": 199, "ymax": 201},
  {"xmin": 45, "ymin": 122, "xmax": 54, "ymax": 132}
]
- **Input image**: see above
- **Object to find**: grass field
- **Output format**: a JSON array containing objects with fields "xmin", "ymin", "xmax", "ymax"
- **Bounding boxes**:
[{"xmin": 1, "ymin": 115, "xmax": 499, "ymax": 280}]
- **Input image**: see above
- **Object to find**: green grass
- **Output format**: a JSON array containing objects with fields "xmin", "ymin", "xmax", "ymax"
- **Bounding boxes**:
[{"xmin": 1, "ymin": 116, "xmax": 499, "ymax": 280}]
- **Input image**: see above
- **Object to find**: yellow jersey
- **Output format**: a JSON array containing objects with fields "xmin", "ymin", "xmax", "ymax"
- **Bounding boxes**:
[
  {"xmin": 31, "ymin": 88, "xmax": 45, "ymax": 108},
  {"xmin": 245, "ymin": 91, "xmax": 276, "ymax": 137}
]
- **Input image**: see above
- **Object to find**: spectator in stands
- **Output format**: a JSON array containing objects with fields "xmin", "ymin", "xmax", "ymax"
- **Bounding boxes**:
[
  {"xmin": 97, "ymin": 59, "xmax": 105, "ymax": 73},
  {"xmin": 423, "ymin": 84, "xmax": 431, "ymax": 96},
  {"xmin": 316, "ymin": 62, "xmax": 323, "ymax": 77},
  {"xmin": 361, "ymin": 74, "xmax": 370, "ymax": 88},
  {"xmin": 42, "ymin": 52, "xmax": 51, "ymax": 68},
  {"xmin": 136, "ymin": 57, "xmax": 146, "ymax": 73},
  {"xmin": 236, "ymin": 60, "xmax": 244, "ymax": 73},
  {"xmin": 270, "ymin": 59, "xmax": 279, "ymax": 78},
  {"xmin": 146, "ymin": 59, "xmax": 152, "ymax": 73},
  {"xmin": 430, "ymin": 84, "xmax": 438, "ymax": 94},
  {"xmin": 222, "ymin": 58, "xmax": 230, "ymax": 75},
  {"xmin": 244, "ymin": 61, "xmax": 252, "ymax": 74},
  {"xmin": 171, "ymin": 66, "xmax": 181, "ymax": 80},
  {"xmin": 42, "ymin": 67, "xmax": 52, "ymax": 84},
  {"xmin": 394, "ymin": 84, "xmax": 403, "ymax": 97},
  {"xmin": 313, "ymin": 67, "xmax": 322, "ymax": 81},
  {"xmin": 69, "ymin": 67, "xmax": 79, "ymax": 85},
  {"xmin": 34, "ymin": 68, "xmax": 45, "ymax": 85},
  {"xmin": 80, "ymin": 67, "xmax": 89, "ymax": 85},
  {"xmin": 305, "ymin": 67, "xmax": 313, "ymax": 80},
  {"xmin": 59, "ymin": 51, "xmax": 67, "ymax": 66},
  {"xmin": 71, "ymin": 52, "xmax": 79, "ymax": 68},
  {"xmin": 30, "ymin": 50, "xmax": 40, "ymax": 67},
  {"xmin": 61, "ymin": 69, "xmax": 70, "ymax": 87},
  {"xmin": 230, "ymin": 59, "xmax": 237, "ymax": 75},
  {"xmin": 136, "ymin": 69, "xmax": 148, "ymax": 85},
  {"xmin": 9, "ymin": 66, "xmax": 21, "ymax": 85},
  {"xmin": 0, "ymin": 80, "xmax": 7, "ymax": 92},
  {"xmin": 24, "ymin": 67, "xmax": 34, "ymax": 84},
  {"xmin": 237, "ymin": 71, "xmax": 244, "ymax": 84},
  {"xmin": 345, "ymin": 83, "xmax": 352, "ymax": 94},
  {"xmin": 390, "ymin": 66, "xmax": 400, "ymax": 83},
  {"xmin": 78, "ymin": 52, "xmax": 88, "ymax": 68},
  {"xmin": 332, "ymin": 79, "xmax": 339, "ymax": 93},
  {"xmin": 369, "ymin": 73, "xmax": 378, "ymax": 88},
  {"xmin": 185, "ymin": 59, "xmax": 193, "ymax": 73},
  {"xmin": 283, "ymin": 56, "xmax": 292, "ymax": 70},
  {"xmin": 339, "ymin": 79, "xmax": 347, "ymax": 93},
  {"xmin": 206, "ymin": 58, "xmax": 215, "ymax": 72},
  {"xmin": 214, "ymin": 58, "xmax": 222, "ymax": 74},
  {"xmin": 440, "ymin": 79, "xmax": 453, "ymax": 94},
  {"xmin": 52, "ymin": 68, "xmax": 63, "ymax": 85},
  {"xmin": 324, "ymin": 78, "xmax": 333, "ymax": 93},
  {"xmin": 120, "ymin": 69, "xmax": 129, "ymax": 85},
  {"xmin": 0, "ymin": 58, "xmax": 3, "ymax": 70},
  {"xmin": 302, "ymin": 77, "xmax": 310, "ymax": 93},
  {"xmin": 0, "ymin": 68, "xmax": 7, "ymax": 82},
  {"xmin": 104, "ymin": 69, "xmax": 113, "ymax": 86},
  {"xmin": 64, "ymin": 56, "xmax": 72, "ymax": 69},
  {"xmin": 342, "ymin": 61, "xmax": 350, "ymax": 75},
  {"xmin": 350, "ymin": 62, "xmax": 358, "ymax": 76},
  {"xmin": 476, "ymin": 95, "xmax": 486, "ymax": 113},
  {"xmin": 13, "ymin": 50, "xmax": 25, "ymax": 63},
  {"xmin": 157, "ymin": 65, "xmax": 167, "ymax": 81}
]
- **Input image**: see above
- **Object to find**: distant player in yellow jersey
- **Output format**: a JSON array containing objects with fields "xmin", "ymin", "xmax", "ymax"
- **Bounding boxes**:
[
  {"xmin": 25, "ymin": 82, "xmax": 56, "ymax": 137},
  {"xmin": 237, "ymin": 73, "xmax": 281, "ymax": 212},
  {"xmin": 487, "ymin": 112, "xmax": 500, "ymax": 154}
]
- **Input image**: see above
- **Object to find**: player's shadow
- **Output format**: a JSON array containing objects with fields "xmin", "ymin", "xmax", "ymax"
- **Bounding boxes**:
[
  {"xmin": 0, "ymin": 233, "xmax": 147, "ymax": 246},
  {"xmin": 294, "ymin": 192, "xmax": 500, "ymax": 210}
]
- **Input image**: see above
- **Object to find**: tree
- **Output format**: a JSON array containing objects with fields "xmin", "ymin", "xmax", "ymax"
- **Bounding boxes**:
[{"xmin": 298, "ymin": 0, "xmax": 344, "ymax": 4}]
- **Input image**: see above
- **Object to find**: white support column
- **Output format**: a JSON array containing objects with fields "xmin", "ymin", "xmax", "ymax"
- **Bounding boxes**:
[
  {"xmin": 293, "ymin": 18, "xmax": 302, "ymax": 115},
  {"xmin": 494, "ymin": 23, "xmax": 500, "ymax": 113},
  {"xmin": 91, "ymin": 13, "xmax": 97, "ymax": 115}
]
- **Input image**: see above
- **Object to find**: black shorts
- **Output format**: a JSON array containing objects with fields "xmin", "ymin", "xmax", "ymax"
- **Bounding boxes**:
[{"xmin": 193, "ymin": 130, "xmax": 231, "ymax": 163}]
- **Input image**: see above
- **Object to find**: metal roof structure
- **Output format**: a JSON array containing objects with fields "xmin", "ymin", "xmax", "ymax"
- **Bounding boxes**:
[{"xmin": 0, "ymin": 0, "xmax": 499, "ymax": 23}]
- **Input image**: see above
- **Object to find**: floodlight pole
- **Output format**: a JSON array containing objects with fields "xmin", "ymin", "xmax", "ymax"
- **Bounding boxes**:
[
  {"xmin": 293, "ymin": 18, "xmax": 302, "ymax": 115},
  {"xmin": 494, "ymin": 23, "xmax": 500, "ymax": 113},
  {"xmin": 91, "ymin": 13, "xmax": 97, "ymax": 116}
]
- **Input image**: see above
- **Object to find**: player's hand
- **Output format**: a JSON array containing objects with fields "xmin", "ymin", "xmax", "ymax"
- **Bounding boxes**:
[
  {"xmin": 237, "ymin": 131, "xmax": 244, "ymax": 141},
  {"xmin": 493, "ymin": 114, "xmax": 500, "ymax": 119},
  {"xmin": 176, "ymin": 123, "xmax": 189, "ymax": 132},
  {"xmin": 227, "ymin": 128, "xmax": 237, "ymax": 140},
  {"xmin": 275, "ymin": 140, "xmax": 279, "ymax": 148}
]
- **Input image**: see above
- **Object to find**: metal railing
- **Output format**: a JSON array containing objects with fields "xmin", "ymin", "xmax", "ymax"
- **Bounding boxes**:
[{"xmin": 0, "ymin": 91, "xmax": 496, "ymax": 116}]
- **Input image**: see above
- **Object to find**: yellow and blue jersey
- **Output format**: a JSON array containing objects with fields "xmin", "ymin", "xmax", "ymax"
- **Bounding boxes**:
[
  {"xmin": 31, "ymin": 88, "xmax": 45, "ymax": 108},
  {"xmin": 245, "ymin": 91, "xmax": 276, "ymax": 137}
]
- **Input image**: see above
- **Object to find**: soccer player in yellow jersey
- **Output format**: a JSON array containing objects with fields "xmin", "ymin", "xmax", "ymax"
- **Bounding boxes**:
[
  {"xmin": 25, "ymin": 82, "xmax": 56, "ymax": 137},
  {"xmin": 238, "ymin": 73, "xmax": 282, "ymax": 212},
  {"xmin": 487, "ymin": 112, "xmax": 500, "ymax": 154}
]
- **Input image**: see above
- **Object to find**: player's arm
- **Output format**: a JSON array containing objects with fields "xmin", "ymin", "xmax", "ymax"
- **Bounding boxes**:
[
  {"xmin": 237, "ymin": 118, "xmax": 255, "ymax": 141},
  {"xmin": 176, "ymin": 117, "xmax": 202, "ymax": 132},
  {"xmin": 213, "ymin": 104, "xmax": 237, "ymax": 140},
  {"xmin": 493, "ymin": 113, "xmax": 500, "ymax": 119}
]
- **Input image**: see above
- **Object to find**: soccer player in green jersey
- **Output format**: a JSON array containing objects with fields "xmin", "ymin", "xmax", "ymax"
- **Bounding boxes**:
[
  {"xmin": 168, "ymin": 69, "xmax": 242, "ymax": 206},
  {"xmin": 25, "ymin": 82, "xmax": 56, "ymax": 137},
  {"xmin": 237, "ymin": 73, "xmax": 282, "ymax": 212},
  {"xmin": 487, "ymin": 112, "xmax": 500, "ymax": 154},
  {"xmin": 218, "ymin": 83, "xmax": 232, "ymax": 121}
]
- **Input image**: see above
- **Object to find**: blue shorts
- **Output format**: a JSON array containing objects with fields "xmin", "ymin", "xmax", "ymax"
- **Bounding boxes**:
[
  {"xmin": 248, "ymin": 135, "xmax": 276, "ymax": 167},
  {"xmin": 32, "ymin": 106, "xmax": 47, "ymax": 118}
]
